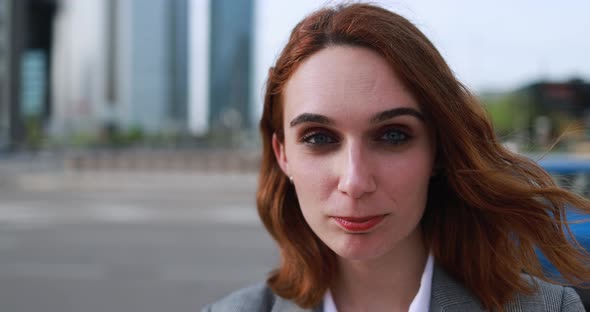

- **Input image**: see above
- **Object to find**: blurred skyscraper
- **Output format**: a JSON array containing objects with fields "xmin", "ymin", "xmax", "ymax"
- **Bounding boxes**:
[
  {"xmin": 208, "ymin": 0, "xmax": 253, "ymax": 133},
  {"xmin": 51, "ymin": 0, "xmax": 190, "ymax": 137},
  {"xmin": 0, "ymin": 0, "xmax": 57, "ymax": 149},
  {"xmin": 2, "ymin": 0, "xmax": 256, "ymax": 145},
  {"xmin": 50, "ymin": 0, "xmax": 254, "ymax": 141}
]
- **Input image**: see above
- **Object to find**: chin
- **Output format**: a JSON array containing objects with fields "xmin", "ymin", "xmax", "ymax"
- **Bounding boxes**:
[
  {"xmin": 329, "ymin": 236, "xmax": 391, "ymax": 261},
  {"xmin": 333, "ymin": 248, "xmax": 389, "ymax": 261}
]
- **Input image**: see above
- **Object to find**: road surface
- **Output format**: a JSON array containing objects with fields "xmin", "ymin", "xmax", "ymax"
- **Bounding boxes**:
[{"xmin": 0, "ymin": 171, "xmax": 276, "ymax": 312}]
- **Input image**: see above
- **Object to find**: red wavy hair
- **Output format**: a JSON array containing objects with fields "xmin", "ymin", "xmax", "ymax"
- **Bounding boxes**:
[{"xmin": 257, "ymin": 3, "xmax": 590, "ymax": 310}]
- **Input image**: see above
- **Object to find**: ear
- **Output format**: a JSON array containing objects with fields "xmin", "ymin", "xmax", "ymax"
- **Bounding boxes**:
[{"xmin": 272, "ymin": 133, "xmax": 289, "ymax": 176}]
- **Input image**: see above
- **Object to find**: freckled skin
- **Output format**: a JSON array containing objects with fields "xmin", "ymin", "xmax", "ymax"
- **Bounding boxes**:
[{"xmin": 273, "ymin": 46, "xmax": 435, "ymax": 261}]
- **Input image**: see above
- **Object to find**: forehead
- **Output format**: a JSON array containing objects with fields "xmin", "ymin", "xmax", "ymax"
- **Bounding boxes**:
[{"xmin": 283, "ymin": 46, "xmax": 420, "ymax": 121}]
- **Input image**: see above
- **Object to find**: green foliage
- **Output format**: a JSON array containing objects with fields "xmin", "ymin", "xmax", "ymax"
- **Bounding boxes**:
[
  {"xmin": 481, "ymin": 92, "xmax": 530, "ymax": 137},
  {"xmin": 23, "ymin": 116, "xmax": 47, "ymax": 149},
  {"xmin": 107, "ymin": 126, "xmax": 145, "ymax": 147},
  {"xmin": 68, "ymin": 131, "xmax": 99, "ymax": 147}
]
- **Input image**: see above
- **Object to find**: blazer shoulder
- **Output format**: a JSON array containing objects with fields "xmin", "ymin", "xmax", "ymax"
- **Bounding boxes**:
[
  {"xmin": 421, "ymin": 265, "xmax": 585, "ymax": 312},
  {"xmin": 514, "ymin": 275, "xmax": 585, "ymax": 312},
  {"xmin": 201, "ymin": 283, "xmax": 276, "ymax": 312}
]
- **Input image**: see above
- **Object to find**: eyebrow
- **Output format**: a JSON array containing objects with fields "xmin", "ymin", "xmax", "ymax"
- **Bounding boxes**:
[
  {"xmin": 289, "ymin": 107, "xmax": 425, "ymax": 128},
  {"xmin": 370, "ymin": 107, "xmax": 425, "ymax": 123},
  {"xmin": 289, "ymin": 114, "xmax": 334, "ymax": 127}
]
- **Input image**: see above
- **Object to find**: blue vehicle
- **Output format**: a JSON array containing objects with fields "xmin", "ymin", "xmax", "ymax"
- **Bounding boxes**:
[{"xmin": 537, "ymin": 155, "xmax": 590, "ymax": 307}]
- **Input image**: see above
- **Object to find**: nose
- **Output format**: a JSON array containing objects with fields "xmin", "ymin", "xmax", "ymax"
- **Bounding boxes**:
[{"xmin": 337, "ymin": 143, "xmax": 377, "ymax": 199}]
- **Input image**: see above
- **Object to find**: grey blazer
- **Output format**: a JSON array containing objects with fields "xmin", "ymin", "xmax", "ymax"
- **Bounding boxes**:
[{"xmin": 202, "ymin": 264, "xmax": 585, "ymax": 311}]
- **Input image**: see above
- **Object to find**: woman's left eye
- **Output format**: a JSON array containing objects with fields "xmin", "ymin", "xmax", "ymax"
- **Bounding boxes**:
[{"xmin": 378, "ymin": 129, "xmax": 410, "ymax": 145}]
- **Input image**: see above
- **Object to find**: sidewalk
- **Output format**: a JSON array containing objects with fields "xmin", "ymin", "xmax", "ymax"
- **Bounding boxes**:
[
  {"xmin": 0, "ymin": 168, "xmax": 259, "ymax": 226},
  {"xmin": 0, "ymin": 149, "xmax": 261, "ymax": 174}
]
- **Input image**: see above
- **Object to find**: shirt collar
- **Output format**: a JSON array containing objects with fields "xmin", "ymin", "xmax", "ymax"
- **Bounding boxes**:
[
  {"xmin": 323, "ymin": 253, "xmax": 434, "ymax": 312},
  {"xmin": 408, "ymin": 252, "xmax": 434, "ymax": 312}
]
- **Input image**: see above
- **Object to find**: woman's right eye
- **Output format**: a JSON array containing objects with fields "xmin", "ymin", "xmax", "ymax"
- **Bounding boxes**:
[{"xmin": 300, "ymin": 131, "xmax": 337, "ymax": 145}]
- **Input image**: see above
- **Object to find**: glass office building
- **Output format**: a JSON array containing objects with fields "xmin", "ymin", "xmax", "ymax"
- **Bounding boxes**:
[
  {"xmin": 208, "ymin": 0, "xmax": 254, "ymax": 132},
  {"xmin": 0, "ymin": 0, "xmax": 56, "ymax": 149},
  {"xmin": 127, "ymin": 0, "xmax": 189, "ymax": 133}
]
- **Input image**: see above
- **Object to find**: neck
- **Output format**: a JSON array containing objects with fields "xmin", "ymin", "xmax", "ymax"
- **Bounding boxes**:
[{"xmin": 331, "ymin": 228, "xmax": 428, "ymax": 312}]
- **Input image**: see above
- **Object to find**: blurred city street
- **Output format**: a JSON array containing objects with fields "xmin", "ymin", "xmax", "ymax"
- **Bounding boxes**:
[
  {"xmin": 1, "ymin": 0, "xmax": 589, "ymax": 311},
  {"xmin": 0, "ymin": 165, "xmax": 277, "ymax": 311}
]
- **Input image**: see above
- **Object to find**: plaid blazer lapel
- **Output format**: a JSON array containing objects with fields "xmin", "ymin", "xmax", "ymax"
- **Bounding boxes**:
[
  {"xmin": 267, "ymin": 265, "xmax": 573, "ymax": 312},
  {"xmin": 269, "ymin": 264, "xmax": 486, "ymax": 312},
  {"xmin": 271, "ymin": 296, "xmax": 323, "ymax": 312},
  {"xmin": 429, "ymin": 264, "xmax": 569, "ymax": 312},
  {"xmin": 270, "ymin": 264, "xmax": 486, "ymax": 312},
  {"xmin": 430, "ymin": 264, "xmax": 486, "ymax": 312}
]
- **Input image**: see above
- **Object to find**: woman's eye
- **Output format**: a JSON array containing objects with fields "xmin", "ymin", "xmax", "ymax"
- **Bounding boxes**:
[
  {"xmin": 378, "ymin": 129, "xmax": 409, "ymax": 145},
  {"xmin": 301, "ymin": 132, "xmax": 337, "ymax": 145}
]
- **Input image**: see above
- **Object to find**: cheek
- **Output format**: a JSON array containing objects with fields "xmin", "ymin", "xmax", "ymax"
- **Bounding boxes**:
[
  {"xmin": 377, "ymin": 149, "xmax": 433, "ymax": 202},
  {"xmin": 292, "ymin": 156, "xmax": 335, "ymax": 204}
]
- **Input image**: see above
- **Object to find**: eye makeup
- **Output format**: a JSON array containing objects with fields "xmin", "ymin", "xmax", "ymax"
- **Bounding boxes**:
[{"xmin": 298, "ymin": 128, "xmax": 339, "ymax": 146}]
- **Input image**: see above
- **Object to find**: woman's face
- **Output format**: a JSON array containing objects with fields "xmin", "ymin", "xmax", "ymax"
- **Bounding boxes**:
[{"xmin": 273, "ymin": 46, "xmax": 435, "ymax": 261}]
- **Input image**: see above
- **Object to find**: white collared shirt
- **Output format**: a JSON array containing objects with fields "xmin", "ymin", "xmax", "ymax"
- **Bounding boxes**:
[{"xmin": 323, "ymin": 253, "xmax": 434, "ymax": 312}]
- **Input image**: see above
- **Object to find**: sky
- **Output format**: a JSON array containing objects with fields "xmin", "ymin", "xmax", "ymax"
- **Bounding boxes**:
[{"xmin": 253, "ymin": 0, "xmax": 590, "ymax": 117}]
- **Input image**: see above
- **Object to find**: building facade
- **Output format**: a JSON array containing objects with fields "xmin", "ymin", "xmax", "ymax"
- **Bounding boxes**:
[
  {"xmin": 0, "ymin": 0, "xmax": 57, "ymax": 149},
  {"xmin": 208, "ymin": 0, "xmax": 254, "ymax": 133},
  {"xmin": 7, "ymin": 0, "xmax": 256, "ymax": 143},
  {"xmin": 51, "ymin": 0, "xmax": 191, "ymax": 138}
]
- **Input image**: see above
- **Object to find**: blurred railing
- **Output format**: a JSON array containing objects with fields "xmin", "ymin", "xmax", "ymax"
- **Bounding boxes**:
[
  {"xmin": 0, "ymin": 149, "xmax": 261, "ymax": 174},
  {"xmin": 536, "ymin": 155, "xmax": 590, "ymax": 308},
  {"xmin": 64, "ymin": 149, "xmax": 260, "ymax": 172},
  {"xmin": 537, "ymin": 156, "xmax": 590, "ymax": 197}
]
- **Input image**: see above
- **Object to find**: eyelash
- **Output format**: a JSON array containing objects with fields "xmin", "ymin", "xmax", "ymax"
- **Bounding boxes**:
[
  {"xmin": 299, "ymin": 127, "xmax": 412, "ymax": 148},
  {"xmin": 377, "ymin": 128, "xmax": 411, "ymax": 145},
  {"xmin": 300, "ymin": 130, "xmax": 338, "ymax": 146}
]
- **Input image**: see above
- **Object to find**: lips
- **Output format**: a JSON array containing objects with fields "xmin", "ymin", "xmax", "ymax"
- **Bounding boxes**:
[{"xmin": 332, "ymin": 214, "xmax": 387, "ymax": 233}]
